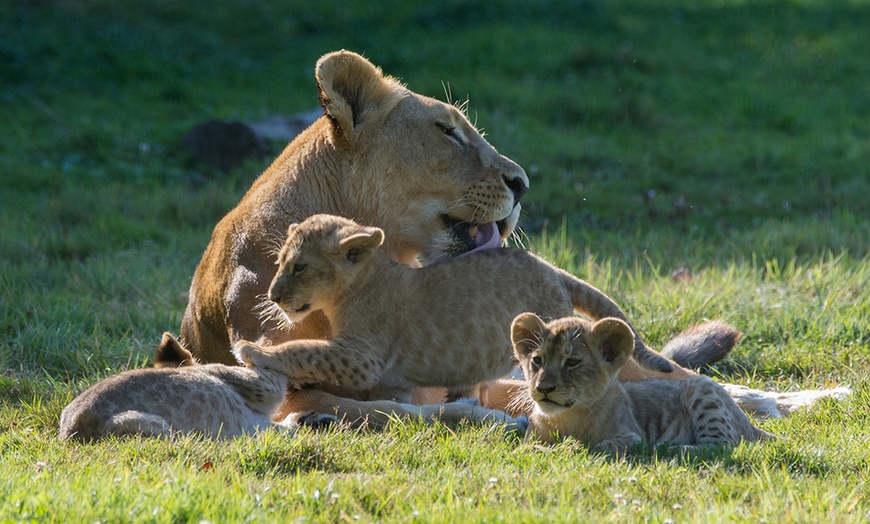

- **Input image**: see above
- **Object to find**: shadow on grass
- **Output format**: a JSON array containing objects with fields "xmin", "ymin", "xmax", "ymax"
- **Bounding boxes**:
[{"xmin": 605, "ymin": 439, "xmax": 865, "ymax": 478}]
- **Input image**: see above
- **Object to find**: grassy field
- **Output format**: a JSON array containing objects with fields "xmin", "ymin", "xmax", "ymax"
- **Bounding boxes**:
[{"xmin": 2, "ymin": 0, "xmax": 869, "ymax": 521}]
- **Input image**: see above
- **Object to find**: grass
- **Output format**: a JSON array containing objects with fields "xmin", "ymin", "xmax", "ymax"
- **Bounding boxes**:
[{"xmin": 1, "ymin": 0, "xmax": 869, "ymax": 521}]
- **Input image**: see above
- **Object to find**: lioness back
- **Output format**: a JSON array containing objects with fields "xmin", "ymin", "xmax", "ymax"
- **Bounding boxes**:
[{"xmin": 181, "ymin": 50, "xmax": 528, "ymax": 365}]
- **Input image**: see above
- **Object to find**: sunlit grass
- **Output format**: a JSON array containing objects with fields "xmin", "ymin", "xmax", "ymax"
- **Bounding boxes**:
[{"xmin": 1, "ymin": 0, "xmax": 868, "ymax": 521}]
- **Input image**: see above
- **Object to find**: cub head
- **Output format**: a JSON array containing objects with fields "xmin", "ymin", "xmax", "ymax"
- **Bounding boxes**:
[
  {"xmin": 315, "ymin": 50, "xmax": 529, "ymax": 263},
  {"xmin": 154, "ymin": 332, "xmax": 198, "ymax": 368},
  {"xmin": 511, "ymin": 314, "xmax": 634, "ymax": 415},
  {"xmin": 268, "ymin": 214, "xmax": 384, "ymax": 323}
]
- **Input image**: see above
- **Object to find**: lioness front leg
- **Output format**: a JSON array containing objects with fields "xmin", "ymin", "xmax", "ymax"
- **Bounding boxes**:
[{"xmin": 232, "ymin": 339, "xmax": 386, "ymax": 391}]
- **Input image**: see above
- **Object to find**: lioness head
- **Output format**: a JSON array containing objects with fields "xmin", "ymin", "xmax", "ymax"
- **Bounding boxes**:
[
  {"xmin": 316, "ymin": 51, "xmax": 529, "ymax": 263},
  {"xmin": 268, "ymin": 214, "xmax": 384, "ymax": 323},
  {"xmin": 511, "ymin": 314, "xmax": 634, "ymax": 415}
]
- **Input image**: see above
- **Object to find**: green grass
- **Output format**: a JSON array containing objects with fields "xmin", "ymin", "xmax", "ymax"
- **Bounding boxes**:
[{"xmin": 1, "ymin": 0, "xmax": 869, "ymax": 521}]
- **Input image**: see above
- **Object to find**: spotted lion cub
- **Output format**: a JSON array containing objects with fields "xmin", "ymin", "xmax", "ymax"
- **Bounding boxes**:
[
  {"xmin": 234, "ymin": 214, "xmax": 676, "ymax": 404},
  {"xmin": 511, "ymin": 313, "xmax": 775, "ymax": 451},
  {"xmin": 59, "ymin": 333, "xmax": 298, "ymax": 441}
]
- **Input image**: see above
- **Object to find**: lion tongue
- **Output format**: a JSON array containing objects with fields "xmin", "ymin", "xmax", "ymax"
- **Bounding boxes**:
[{"xmin": 460, "ymin": 222, "xmax": 502, "ymax": 257}]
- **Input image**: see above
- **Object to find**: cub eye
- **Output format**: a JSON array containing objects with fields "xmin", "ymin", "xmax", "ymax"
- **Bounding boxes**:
[
  {"xmin": 564, "ymin": 358, "xmax": 582, "ymax": 370},
  {"xmin": 292, "ymin": 263, "xmax": 307, "ymax": 275},
  {"xmin": 530, "ymin": 355, "xmax": 542, "ymax": 370}
]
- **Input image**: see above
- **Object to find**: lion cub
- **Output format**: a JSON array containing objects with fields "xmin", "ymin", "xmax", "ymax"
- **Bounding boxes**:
[
  {"xmin": 511, "ymin": 313, "xmax": 774, "ymax": 451},
  {"xmin": 234, "ymin": 214, "xmax": 674, "ymax": 403},
  {"xmin": 59, "ymin": 333, "xmax": 295, "ymax": 441}
]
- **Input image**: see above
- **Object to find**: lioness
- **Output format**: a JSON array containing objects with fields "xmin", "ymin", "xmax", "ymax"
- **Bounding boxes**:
[
  {"xmin": 181, "ymin": 50, "xmax": 529, "ymax": 365},
  {"xmin": 232, "ymin": 214, "xmax": 682, "ymax": 404},
  {"xmin": 510, "ymin": 313, "xmax": 774, "ymax": 450}
]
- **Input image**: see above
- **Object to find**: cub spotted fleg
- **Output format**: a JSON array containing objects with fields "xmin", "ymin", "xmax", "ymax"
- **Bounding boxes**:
[
  {"xmin": 511, "ymin": 313, "xmax": 775, "ymax": 451},
  {"xmin": 59, "ymin": 333, "xmax": 295, "ymax": 441},
  {"xmin": 233, "ymin": 214, "xmax": 678, "ymax": 404}
]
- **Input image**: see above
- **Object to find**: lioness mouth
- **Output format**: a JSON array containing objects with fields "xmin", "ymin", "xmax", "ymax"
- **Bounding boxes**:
[
  {"xmin": 293, "ymin": 304, "xmax": 311, "ymax": 314},
  {"xmin": 441, "ymin": 215, "xmax": 506, "ymax": 257}
]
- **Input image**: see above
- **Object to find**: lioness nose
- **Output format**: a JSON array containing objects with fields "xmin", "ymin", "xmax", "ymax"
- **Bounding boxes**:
[
  {"xmin": 502, "ymin": 174, "xmax": 528, "ymax": 204},
  {"xmin": 268, "ymin": 285, "xmax": 281, "ymax": 304}
]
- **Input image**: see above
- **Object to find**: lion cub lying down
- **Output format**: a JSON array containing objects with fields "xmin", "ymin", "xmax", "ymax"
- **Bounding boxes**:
[
  {"xmin": 59, "ymin": 333, "xmax": 298, "ymax": 441},
  {"xmin": 235, "ymin": 214, "xmax": 675, "ymax": 403},
  {"xmin": 511, "ymin": 313, "xmax": 775, "ymax": 450}
]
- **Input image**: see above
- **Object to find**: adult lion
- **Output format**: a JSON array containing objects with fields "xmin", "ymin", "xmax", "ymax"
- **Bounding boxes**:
[{"xmin": 181, "ymin": 50, "xmax": 529, "ymax": 367}]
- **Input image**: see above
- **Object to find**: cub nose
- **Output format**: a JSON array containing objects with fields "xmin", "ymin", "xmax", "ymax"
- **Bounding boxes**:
[
  {"xmin": 502, "ymin": 174, "xmax": 528, "ymax": 205},
  {"xmin": 535, "ymin": 383, "xmax": 556, "ymax": 394}
]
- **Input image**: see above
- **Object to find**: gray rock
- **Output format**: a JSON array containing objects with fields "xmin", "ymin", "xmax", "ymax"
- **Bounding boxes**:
[{"xmin": 180, "ymin": 119, "xmax": 268, "ymax": 174}]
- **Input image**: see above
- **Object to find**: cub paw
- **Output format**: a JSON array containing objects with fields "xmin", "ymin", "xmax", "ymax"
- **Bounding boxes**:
[
  {"xmin": 231, "ymin": 340, "xmax": 263, "ymax": 367},
  {"xmin": 297, "ymin": 411, "xmax": 338, "ymax": 430}
]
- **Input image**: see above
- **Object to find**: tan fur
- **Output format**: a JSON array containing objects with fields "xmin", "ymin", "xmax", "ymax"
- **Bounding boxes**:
[
  {"xmin": 233, "ymin": 214, "xmax": 681, "ymax": 405},
  {"xmin": 180, "ymin": 50, "xmax": 529, "ymax": 365},
  {"xmin": 511, "ymin": 314, "xmax": 774, "ymax": 451},
  {"xmin": 59, "ymin": 333, "xmax": 291, "ymax": 441}
]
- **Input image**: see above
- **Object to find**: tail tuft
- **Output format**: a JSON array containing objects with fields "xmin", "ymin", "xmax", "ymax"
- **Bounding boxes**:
[{"xmin": 660, "ymin": 320, "xmax": 741, "ymax": 369}]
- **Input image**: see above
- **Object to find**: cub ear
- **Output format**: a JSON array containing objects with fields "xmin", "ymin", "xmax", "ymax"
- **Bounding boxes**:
[
  {"xmin": 511, "ymin": 312, "xmax": 548, "ymax": 360},
  {"xmin": 590, "ymin": 318, "xmax": 634, "ymax": 370},
  {"xmin": 338, "ymin": 226, "xmax": 385, "ymax": 264},
  {"xmin": 315, "ymin": 50, "xmax": 405, "ymax": 138},
  {"xmin": 278, "ymin": 223, "xmax": 301, "ymax": 260},
  {"xmin": 154, "ymin": 332, "xmax": 197, "ymax": 368}
]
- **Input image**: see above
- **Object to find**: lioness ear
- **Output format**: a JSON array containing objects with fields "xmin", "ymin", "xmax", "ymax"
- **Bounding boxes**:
[
  {"xmin": 338, "ymin": 226, "xmax": 384, "ymax": 264},
  {"xmin": 315, "ymin": 50, "xmax": 406, "ymax": 138},
  {"xmin": 590, "ymin": 318, "xmax": 634, "ymax": 370},
  {"xmin": 154, "ymin": 332, "xmax": 197, "ymax": 368},
  {"xmin": 511, "ymin": 312, "xmax": 547, "ymax": 360}
]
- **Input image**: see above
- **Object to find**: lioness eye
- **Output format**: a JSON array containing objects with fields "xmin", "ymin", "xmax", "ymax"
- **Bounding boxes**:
[
  {"xmin": 292, "ymin": 263, "xmax": 307, "ymax": 275},
  {"xmin": 565, "ymin": 358, "xmax": 581, "ymax": 370},
  {"xmin": 530, "ymin": 355, "xmax": 542, "ymax": 370},
  {"xmin": 437, "ymin": 123, "xmax": 462, "ymax": 144}
]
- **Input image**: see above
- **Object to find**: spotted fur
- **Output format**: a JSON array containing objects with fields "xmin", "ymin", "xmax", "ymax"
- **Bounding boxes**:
[
  {"xmin": 234, "ymin": 214, "xmax": 676, "ymax": 404},
  {"xmin": 59, "ymin": 333, "xmax": 291, "ymax": 441},
  {"xmin": 511, "ymin": 313, "xmax": 775, "ymax": 451}
]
